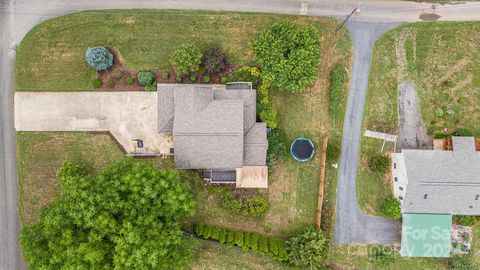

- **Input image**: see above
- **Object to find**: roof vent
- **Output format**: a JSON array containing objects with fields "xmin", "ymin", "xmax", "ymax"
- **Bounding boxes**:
[
  {"xmin": 424, "ymin": 194, "xmax": 428, "ymax": 199},
  {"xmin": 470, "ymin": 205, "xmax": 474, "ymax": 209},
  {"xmin": 476, "ymin": 195, "xmax": 479, "ymax": 201}
]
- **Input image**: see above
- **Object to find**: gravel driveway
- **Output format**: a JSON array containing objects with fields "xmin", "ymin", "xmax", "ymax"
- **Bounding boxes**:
[{"xmin": 396, "ymin": 81, "xmax": 432, "ymax": 151}]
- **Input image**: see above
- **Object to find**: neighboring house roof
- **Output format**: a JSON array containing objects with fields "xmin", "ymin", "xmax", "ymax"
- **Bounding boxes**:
[
  {"xmin": 400, "ymin": 136, "xmax": 480, "ymax": 215},
  {"xmin": 400, "ymin": 214, "xmax": 451, "ymax": 257},
  {"xmin": 157, "ymin": 84, "xmax": 267, "ymax": 170}
]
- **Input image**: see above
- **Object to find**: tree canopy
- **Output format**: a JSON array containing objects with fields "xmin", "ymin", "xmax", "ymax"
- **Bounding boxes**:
[
  {"xmin": 252, "ymin": 20, "xmax": 321, "ymax": 93},
  {"xmin": 20, "ymin": 160, "xmax": 195, "ymax": 269}
]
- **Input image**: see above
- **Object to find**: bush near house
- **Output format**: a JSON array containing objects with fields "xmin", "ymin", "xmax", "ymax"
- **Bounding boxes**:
[
  {"xmin": 20, "ymin": 160, "xmax": 195, "ymax": 269},
  {"xmin": 194, "ymin": 223, "xmax": 288, "ymax": 261},
  {"xmin": 368, "ymin": 154, "xmax": 391, "ymax": 174},
  {"xmin": 201, "ymin": 47, "xmax": 227, "ymax": 74},
  {"xmin": 137, "ymin": 71, "xmax": 155, "ymax": 86},
  {"xmin": 452, "ymin": 128, "xmax": 474, "ymax": 137},
  {"xmin": 253, "ymin": 20, "xmax": 321, "ymax": 93},
  {"xmin": 266, "ymin": 128, "xmax": 288, "ymax": 167},
  {"xmin": 85, "ymin": 46, "xmax": 113, "ymax": 71},
  {"xmin": 449, "ymin": 255, "xmax": 477, "ymax": 270},
  {"xmin": 169, "ymin": 44, "xmax": 202, "ymax": 75},
  {"xmin": 125, "ymin": 76, "xmax": 134, "ymax": 85},
  {"xmin": 231, "ymin": 66, "xmax": 261, "ymax": 87},
  {"xmin": 259, "ymin": 108, "xmax": 278, "ymax": 129},
  {"xmin": 453, "ymin": 215, "xmax": 476, "ymax": 227},
  {"xmin": 285, "ymin": 226, "xmax": 328, "ymax": 269},
  {"xmin": 380, "ymin": 198, "xmax": 401, "ymax": 219},
  {"xmin": 202, "ymin": 75, "xmax": 211, "ymax": 84}
]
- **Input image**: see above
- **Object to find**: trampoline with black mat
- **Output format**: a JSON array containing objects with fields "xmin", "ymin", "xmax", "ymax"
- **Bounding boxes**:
[{"xmin": 290, "ymin": 136, "xmax": 315, "ymax": 162}]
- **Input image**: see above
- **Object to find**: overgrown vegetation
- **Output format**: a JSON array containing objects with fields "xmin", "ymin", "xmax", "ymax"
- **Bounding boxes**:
[
  {"xmin": 253, "ymin": 20, "xmax": 321, "ymax": 93},
  {"xmin": 453, "ymin": 215, "xmax": 477, "ymax": 227},
  {"xmin": 379, "ymin": 198, "xmax": 401, "ymax": 219},
  {"xmin": 194, "ymin": 223, "xmax": 288, "ymax": 261},
  {"xmin": 326, "ymin": 140, "xmax": 340, "ymax": 164},
  {"xmin": 368, "ymin": 154, "xmax": 391, "ymax": 174},
  {"xmin": 220, "ymin": 193, "xmax": 269, "ymax": 218},
  {"xmin": 266, "ymin": 128, "xmax": 288, "ymax": 168},
  {"xmin": 20, "ymin": 160, "xmax": 195, "ymax": 269}
]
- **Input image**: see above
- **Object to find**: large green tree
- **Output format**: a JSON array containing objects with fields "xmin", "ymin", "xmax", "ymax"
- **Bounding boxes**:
[
  {"xmin": 20, "ymin": 160, "xmax": 195, "ymax": 269},
  {"xmin": 252, "ymin": 20, "xmax": 321, "ymax": 93}
]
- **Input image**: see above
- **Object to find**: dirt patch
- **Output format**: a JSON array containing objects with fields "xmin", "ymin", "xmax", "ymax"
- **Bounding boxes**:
[
  {"xmin": 396, "ymin": 81, "xmax": 432, "ymax": 151},
  {"xmin": 419, "ymin": 13, "xmax": 441, "ymax": 21},
  {"xmin": 438, "ymin": 57, "xmax": 470, "ymax": 85}
]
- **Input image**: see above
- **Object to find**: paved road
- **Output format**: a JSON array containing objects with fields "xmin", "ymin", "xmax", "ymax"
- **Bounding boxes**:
[
  {"xmin": 3, "ymin": 1, "xmax": 480, "ymax": 269},
  {"xmin": 334, "ymin": 21, "xmax": 401, "ymax": 244}
]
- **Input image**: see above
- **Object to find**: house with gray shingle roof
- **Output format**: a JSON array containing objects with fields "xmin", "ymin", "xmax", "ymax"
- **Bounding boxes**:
[
  {"xmin": 392, "ymin": 136, "xmax": 480, "ymax": 257},
  {"xmin": 157, "ymin": 84, "xmax": 268, "ymax": 188}
]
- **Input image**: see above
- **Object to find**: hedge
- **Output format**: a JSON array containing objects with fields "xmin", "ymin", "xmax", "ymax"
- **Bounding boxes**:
[
  {"xmin": 329, "ymin": 64, "xmax": 346, "ymax": 119},
  {"xmin": 194, "ymin": 223, "xmax": 288, "ymax": 261}
]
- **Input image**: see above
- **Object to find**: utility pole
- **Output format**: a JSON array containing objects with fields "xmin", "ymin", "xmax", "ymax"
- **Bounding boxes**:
[{"xmin": 335, "ymin": 2, "xmax": 362, "ymax": 33}]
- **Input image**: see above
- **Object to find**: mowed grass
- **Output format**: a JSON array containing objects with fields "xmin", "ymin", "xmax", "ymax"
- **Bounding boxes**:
[
  {"xmin": 365, "ymin": 22, "xmax": 480, "ymax": 136},
  {"xmin": 187, "ymin": 237, "xmax": 289, "ymax": 270},
  {"xmin": 356, "ymin": 137, "xmax": 395, "ymax": 216},
  {"xmin": 17, "ymin": 9, "xmax": 341, "ymax": 91}
]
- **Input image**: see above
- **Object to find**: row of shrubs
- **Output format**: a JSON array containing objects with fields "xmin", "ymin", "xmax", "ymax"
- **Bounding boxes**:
[
  {"xmin": 220, "ymin": 193, "xmax": 269, "ymax": 218},
  {"xmin": 193, "ymin": 223, "xmax": 288, "ymax": 261},
  {"xmin": 329, "ymin": 64, "xmax": 347, "ymax": 120}
]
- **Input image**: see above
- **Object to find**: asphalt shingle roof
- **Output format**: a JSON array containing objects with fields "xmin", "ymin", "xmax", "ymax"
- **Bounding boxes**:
[
  {"xmin": 402, "ymin": 137, "xmax": 480, "ymax": 215},
  {"xmin": 156, "ymin": 84, "xmax": 266, "ymax": 170}
]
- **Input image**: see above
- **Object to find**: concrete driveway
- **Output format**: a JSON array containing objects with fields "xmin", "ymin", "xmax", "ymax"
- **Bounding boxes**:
[{"xmin": 15, "ymin": 92, "xmax": 170, "ymax": 154}]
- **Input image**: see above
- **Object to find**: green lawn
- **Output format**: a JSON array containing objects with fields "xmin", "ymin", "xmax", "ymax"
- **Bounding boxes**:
[
  {"xmin": 356, "ymin": 137, "xmax": 395, "ymax": 216},
  {"xmin": 187, "ymin": 237, "xmax": 289, "ymax": 270},
  {"xmin": 17, "ymin": 9, "xmax": 345, "ymax": 92},
  {"xmin": 366, "ymin": 22, "xmax": 480, "ymax": 136}
]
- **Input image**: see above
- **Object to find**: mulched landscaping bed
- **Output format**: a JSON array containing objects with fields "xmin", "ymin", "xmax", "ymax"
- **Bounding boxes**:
[{"xmin": 96, "ymin": 48, "xmax": 239, "ymax": 91}]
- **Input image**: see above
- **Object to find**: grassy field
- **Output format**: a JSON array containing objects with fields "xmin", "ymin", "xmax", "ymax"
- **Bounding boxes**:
[
  {"xmin": 356, "ymin": 137, "xmax": 395, "ymax": 216},
  {"xmin": 365, "ymin": 22, "xmax": 480, "ymax": 136},
  {"xmin": 17, "ymin": 9, "xmax": 344, "ymax": 92},
  {"xmin": 187, "ymin": 237, "xmax": 289, "ymax": 270}
]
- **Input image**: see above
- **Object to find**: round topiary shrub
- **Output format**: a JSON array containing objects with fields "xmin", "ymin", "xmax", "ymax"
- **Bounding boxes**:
[
  {"xmin": 190, "ymin": 74, "xmax": 197, "ymax": 82},
  {"xmin": 85, "ymin": 47, "xmax": 113, "ymax": 71},
  {"xmin": 115, "ymin": 71, "xmax": 123, "ymax": 79},
  {"xmin": 220, "ymin": 77, "xmax": 228, "ymax": 84},
  {"xmin": 162, "ymin": 72, "xmax": 170, "ymax": 80},
  {"xmin": 125, "ymin": 76, "xmax": 134, "ymax": 85},
  {"xmin": 380, "ymin": 198, "xmax": 401, "ymax": 219},
  {"xmin": 368, "ymin": 154, "xmax": 391, "ymax": 174},
  {"xmin": 106, "ymin": 80, "xmax": 114, "ymax": 89},
  {"xmin": 203, "ymin": 76, "xmax": 211, "ymax": 84},
  {"xmin": 137, "ymin": 71, "xmax": 155, "ymax": 86},
  {"xmin": 92, "ymin": 78, "xmax": 102, "ymax": 89}
]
